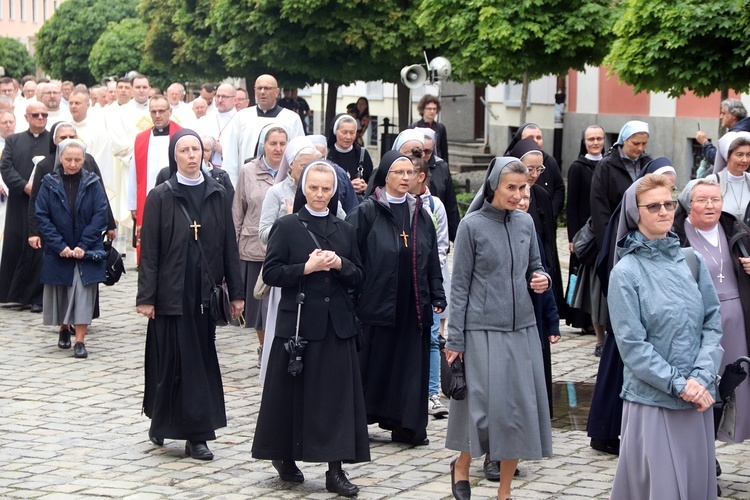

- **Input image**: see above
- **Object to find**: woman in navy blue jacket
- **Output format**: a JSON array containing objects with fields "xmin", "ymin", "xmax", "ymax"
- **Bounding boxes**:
[{"xmin": 35, "ymin": 139, "xmax": 108, "ymax": 359}]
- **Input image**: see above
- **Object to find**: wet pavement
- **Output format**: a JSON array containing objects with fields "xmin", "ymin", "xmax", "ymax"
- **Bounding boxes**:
[{"xmin": 2, "ymin": 230, "xmax": 750, "ymax": 498}]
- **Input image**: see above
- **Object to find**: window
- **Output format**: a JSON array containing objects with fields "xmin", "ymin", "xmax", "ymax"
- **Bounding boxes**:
[
  {"xmin": 366, "ymin": 81, "xmax": 383, "ymax": 100},
  {"xmin": 42, "ymin": 0, "xmax": 47, "ymax": 20},
  {"xmin": 20, "ymin": 0, "xmax": 25, "ymax": 21},
  {"xmin": 9, "ymin": 0, "xmax": 15, "ymax": 20},
  {"xmin": 369, "ymin": 116, "xmax": 378, "ymax": 147},
  {"xmin": 32, "ymin": 0, "xmax": 37, "ymax": 22}
]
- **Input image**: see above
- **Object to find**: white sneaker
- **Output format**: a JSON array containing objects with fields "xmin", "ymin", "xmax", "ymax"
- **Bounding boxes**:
[
  {"xmin": 257, "ymin": 345, "xmax": 263, "ymax": 368},
  {"xmin": 428, "ymin": 395, "xmax": 449, "ymax": 418}
]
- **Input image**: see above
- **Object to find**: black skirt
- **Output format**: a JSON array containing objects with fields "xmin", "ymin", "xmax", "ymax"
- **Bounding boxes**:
[{"xmin": 252, "ymin": 319, "xmax": 370, "ymax": 464}]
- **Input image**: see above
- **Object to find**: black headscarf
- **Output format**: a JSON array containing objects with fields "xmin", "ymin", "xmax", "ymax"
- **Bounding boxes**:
[
  {"xmin": 577, "ymin": 125, "xmax": 605, "ymax": 157},
  {"xmin": 168, "ymin": 128, "xmax": 204, "ymax": 177},
  {"xmin": 364, "ymin": 150, "xmax": 411, "ymax": 197},
  {"xmin": 509, "ymin": 137, "xmax": 543, "ymax": 161},
  {"xmin": 503, "ymin": 122, "xmax": 538, "ymax": 155},
  {"xmin": 292, "ymin": 160, "xmax": 341, "ymax": 214},
  {"xmin": 48, "ymin": 121, "xmax": 76, "ymax": 154}
]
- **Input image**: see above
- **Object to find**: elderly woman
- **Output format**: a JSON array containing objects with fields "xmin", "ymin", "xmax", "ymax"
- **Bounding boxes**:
[
  {"xmin": 326, "ymin": 114, "xmax": 373, "ymax": 200},
  {"xmin": 708, "ymin": 132, "xmax": 750, "ymax": 225},
  {"xmin": 675, "ymin": 178, "xmax": 750, "ymax": 490},
  {"xmin": 392, "ymin": 128, "xmax": 425, "ymax": 156},
  {"xmin": 156, "ymin": 135, "xmax": 234, "ymax": 198},
  {"xmin": 252, "ymin": 160, "xmax": 369, "ymax": 497},
  {"xmin": 233, "ymin": 124, "xmax": 287, "ymax": 355},
  {"xmin": 347, "ymin": 150, "xmax": 446, "ymax": 446},
  {"xmin": 35, "ymin": 139, "xmax": 109, "ymax": 359},
  {"xmin": 447, "ymin": 158, "xmax": 552, "ymax": 500},
  {"xmin": 308, "ymin": 134, "xmax": 358, "ymax": 213},
  {"xmin": 510, "ymin": 137, "xmax": 565, "ymax": 321},
  {"xmin": 137, "ymin": 129, "xmax": 243, "ymax": 460},
  {"xmin": 608, "ymin": 174, "xmax": 722, "ymax": 499}
]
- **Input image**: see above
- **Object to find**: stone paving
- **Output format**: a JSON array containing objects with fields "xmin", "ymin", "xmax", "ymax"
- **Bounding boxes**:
[{"xmin": 2, "ymin": 230, "xmax": 750, "ymax": 499}]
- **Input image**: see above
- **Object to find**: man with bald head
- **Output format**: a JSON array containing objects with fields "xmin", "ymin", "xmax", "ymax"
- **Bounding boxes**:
[
  {"xmin": 196, "ymin": 83, "xmax": 238, "ymax": 167},
  {"xmin": 0, "ymin": 102, "xmax": 50, "ymax": 308},
  {"xmin": 166, "ymin": 82, "xmax": 195, "ymax": 125},
  {"xmin": 192, "ymin": 97, "xmax": 208, "ymax": 119},
  {"xmin": 222, "ymin": 74, "xmax": 304, "ymax": 185}
]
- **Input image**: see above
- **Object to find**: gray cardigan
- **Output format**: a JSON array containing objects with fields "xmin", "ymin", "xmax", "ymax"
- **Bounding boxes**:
[{"xmin": 447, "ymin": 201, "xmax": 549, "ymax": 352}]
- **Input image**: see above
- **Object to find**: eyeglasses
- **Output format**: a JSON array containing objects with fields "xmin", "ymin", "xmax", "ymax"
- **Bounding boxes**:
[
  {"xmin": 42, "ymin": 91, "xmax": 61, "ymax": 96},
  {"xmin": 528, "ymin": 166, "xmax": 546, "ymax": 174},
  {"xmin": 423, "ymin": 148, "xmax": 434, "ymax": 155},
  {"xmin": 389, "ymin": 169, "xmax": 416, "ymax": 178},
  {"xmin": 236, "ymin": 97, "xmax": 249, "ymax": 102},
  {"xmin": 254, "ymin": 86, "xmax": 277, "ymax": 92},
  {"xmin": 638, "ymin": 201, "xmax": 677, "ymax": 213},
  {"xmin": 424, "ymin": 106, "xmax": 438, "ymax": 112},
  {"xmin": 29, "ymin": 112, "xmax": 49, "ymax": 118},
  {"xmin": 692, "ymin": 197, "xmax": 722, "ymax": 206}
]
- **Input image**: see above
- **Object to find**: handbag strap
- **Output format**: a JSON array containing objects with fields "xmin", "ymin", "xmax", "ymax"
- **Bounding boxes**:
[{"xmin": 165, "ymin": 182, "xmax": 219, "ymax": 287}]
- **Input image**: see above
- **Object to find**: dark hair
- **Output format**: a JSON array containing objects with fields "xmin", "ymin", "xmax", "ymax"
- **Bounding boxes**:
[
  {"xmin": 729, "ymin": 137, "xmax": 750, "ymax": 156},
  {"xmin": 0, "ymin": 77, "xmax": 13, "ymax": 85},
  {"xmin": 417, "ymin": 94, "xmax": 441, "ymax": 115},
  {"xmin": 409, "ymin": 147, "xmax": 430, "ymax": 178},
  {"xmin": 201, "ymin": 82, "xmax": 216, "ymax": 92},
  {"xmin": 356, "ymin": 97, "xmax": 370, "ymax": 117},
  {"xmin": 346, "ymin": 102, "xmax": 357, "ymax": 115},
  {"xmin": 116, "ymin": 77, "xmax": 132, "ymax": 85},
  {"xmin": 21, "ymin": 75, "xmax": 36, "ymax": 85}
]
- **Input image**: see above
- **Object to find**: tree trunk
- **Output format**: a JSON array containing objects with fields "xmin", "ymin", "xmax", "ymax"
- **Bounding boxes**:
[
  {"xmin": 519, "ymin": 70, "xmax": 530, "ymax": 125},
  {"xmin": 397, "ymin": 81, "xmax": 411, "ymax": 131},
  {"xmin": 325, "ymin": 82, "xmax": 339, "ymax": 137}
]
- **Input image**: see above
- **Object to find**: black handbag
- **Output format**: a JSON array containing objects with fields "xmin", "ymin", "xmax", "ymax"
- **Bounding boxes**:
[
  {"xmin": 445, "ymin": 356, "xmax": 467, "ymax": 400},
  {"xmin": 572, "ymin": 217, "xmax": 598, "ymax": 266}
]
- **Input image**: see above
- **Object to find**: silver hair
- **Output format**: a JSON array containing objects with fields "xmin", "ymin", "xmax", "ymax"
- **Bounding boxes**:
[
  {"xmin": 721, "ymin": 98, "xmax": 747, "ymax": 120},
  {"xmin": 500, "ymin": 159, "xmax": 529, "ymax": 177},
  {"xmin": 729, "ymin": 136, "xmax": 750, "ymax": 156}
]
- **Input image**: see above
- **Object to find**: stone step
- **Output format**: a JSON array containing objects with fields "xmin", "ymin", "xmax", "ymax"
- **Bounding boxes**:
[{"xmin": 451, "ymin": 162, "xmax": 490, "ymax": 173}]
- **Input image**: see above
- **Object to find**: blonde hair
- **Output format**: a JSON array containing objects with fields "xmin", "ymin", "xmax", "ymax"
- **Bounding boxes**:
[{"xmin": 635, "ymin": 173, "xmax": 673, "ymax": 202}]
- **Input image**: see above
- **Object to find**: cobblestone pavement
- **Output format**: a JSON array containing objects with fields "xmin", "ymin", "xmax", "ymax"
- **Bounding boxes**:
[{"xmin": 3, "ymin": 232, "xmax": 750, "ymax": 499}]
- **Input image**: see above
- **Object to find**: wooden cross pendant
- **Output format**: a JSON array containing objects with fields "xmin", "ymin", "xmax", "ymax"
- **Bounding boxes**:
[
  {"xmin": 190, "ymin": 220, "xmax": 201, "ymax": 240},
  {"xmin": 400, "ymin": 230, "xmax": 409, "ymax": 248}
]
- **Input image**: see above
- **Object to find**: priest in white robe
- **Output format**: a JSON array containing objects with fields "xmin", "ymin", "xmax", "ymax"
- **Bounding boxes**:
[
  {"xmin": 196, "ymin": 83, "xmax": 238, "ymax": 168},
  {"xmin": 166, "ymin": 83, "xmax": 196, "ymax": 126},
  {"xmin": 221, "ymin": 74, "xmax": 304, "ymax": 186},
  {"xmin": 69, "ymin": 89, "xmax": 113, "ymax": 186}
]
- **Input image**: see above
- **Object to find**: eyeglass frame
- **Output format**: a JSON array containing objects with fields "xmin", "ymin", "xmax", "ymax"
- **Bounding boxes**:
[{"xmin": 637, "ymin": 201, "xmax": 677, "ymax": 213}]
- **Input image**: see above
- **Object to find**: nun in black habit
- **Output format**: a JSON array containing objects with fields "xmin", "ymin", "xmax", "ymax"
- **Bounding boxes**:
[
  {"xmin": 137, "ymin": 129, "xmax": 243, "ymax": 461},
  {"xmin": 509, "ymin": 138, "xmax": 566, "ymax": 321},
  {"xmin": 252, "ymin": 160, "xmax": 369, "ymax": 497},
  {"xmin": 504, "ymin": 123, "xmax": 565, "ymax": 220},
  {"xmin": 346, "ymin": 151, "xmax": 446, "ymax": 446}
]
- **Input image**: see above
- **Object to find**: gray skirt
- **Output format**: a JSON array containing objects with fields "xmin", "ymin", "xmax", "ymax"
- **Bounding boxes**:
[
  {"xmin": 240, "ymin": 260, "xmax": 268, "ymax": 330},
  {"xmin": 445, "ymin": 326, "xmax": 553, "ymax": 461},
  {"xmin": 611, "ymin": 401, "xmax": 716, "ymax": 500},
  {"xmin": 42, "ymin": 264, "xmax": 97, "ymax": 326}
]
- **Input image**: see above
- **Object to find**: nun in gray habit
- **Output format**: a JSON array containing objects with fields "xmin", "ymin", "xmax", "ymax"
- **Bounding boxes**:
[
  {"xmin": 444, "ymin": 157, "xmax": 552, "ymax": 500},
  {"xmin": 608, "ymin": 174, "xmax": 722, "ymax": 500}
]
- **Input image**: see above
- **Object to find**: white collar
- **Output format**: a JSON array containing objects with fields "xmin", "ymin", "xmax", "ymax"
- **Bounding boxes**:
[
  {"xmin": 305, "ymin": 206, "xmax": 329, "ymax": 217},
  {"xmin": 176, "ymin": 172, "xmax": 204, "ymax": 186},
  {"xmin": 386, "ymin": 192, "xmax": 407, "ymax": 204},
  {"xmin": 334, "ymin": 144, "xmax": 353, "ymax": 153}
]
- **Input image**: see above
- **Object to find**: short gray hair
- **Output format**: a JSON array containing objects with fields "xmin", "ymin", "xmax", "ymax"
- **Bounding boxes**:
[{"xmin": 721, "ymin": 98, "xmax": 747, "ymax": 120}]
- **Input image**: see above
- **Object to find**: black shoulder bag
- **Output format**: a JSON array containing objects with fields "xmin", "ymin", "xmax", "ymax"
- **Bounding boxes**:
[{"xmin": 167, "ymin": 183, "xmax": 235, "ymax": 327}]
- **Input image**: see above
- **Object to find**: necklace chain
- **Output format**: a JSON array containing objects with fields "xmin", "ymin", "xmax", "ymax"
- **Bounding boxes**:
[
  {"xmin": 728, "ymin": 182, "xmax": 745, "ymax": 218},
  {"xmin": 695, "ymin": 228, "xmax": 725, "ymax": 283}
]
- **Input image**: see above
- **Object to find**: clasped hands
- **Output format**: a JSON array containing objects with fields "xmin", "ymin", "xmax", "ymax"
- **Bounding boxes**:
[
  {"xmin": 59, "ymin": 246, "xmax": 85, "ymax": 259},
  {"xmin": 680, "ymin": 378, "xmax": 714, "ymax": 412},
  {"xmin": 304, "ymin": 248, "xmax": 342, "ymax": 274}
]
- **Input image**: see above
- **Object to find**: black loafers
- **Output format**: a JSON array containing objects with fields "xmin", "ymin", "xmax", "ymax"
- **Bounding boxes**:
[
  {"xmin": 73, "ymin": 342, "xmax": 88, "ymax": 359},
  {"xmin": 483, "ymin": 453, "xmax": 500, "ymax": 481},
  {"xmin": 590, "ymin": 438, "xmax": 619, "ymax": 456},
  {"xmin": 391, "ymin": 428, "xmax": 429, "ymax": 446},
  {"xmin": 272, "ymin": 459, "xmax": 304, "ymax": 483},
  {"xmin": 149, "ymin": 430, "xmax": 163, "ymax": 447},
  {"xmin": 58, "ymin": 327, "xmax": 72, "ymax": 349},
  {"xmin": 185, "ymin": 440, "xmax": 213, "ymax": 460},
  {"xmin": 450, "ymin": 458, "xmax": 471, "ymax": 500},
  {"xmin": 325, "ymin": 470, "xmax": 359, "ymax": 497},
  {"xmin": 30, "ymin": 304, "xmax": 42, "ymax": 313}
]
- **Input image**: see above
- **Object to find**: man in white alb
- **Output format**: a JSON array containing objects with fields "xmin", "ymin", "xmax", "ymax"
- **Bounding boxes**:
[
  {"xmin": 196, "ymin": 83, "xmax": 238, "ymax": 168},
  {"xmin": 69, "ymin": 88, "xmax": 113, "ymax": 186},
  {"xmin": 166, "ymin": 83, "xmax": 195, "ymax": 125},
  {"xmin": 221, "ymin": 74, "xmax": 305, "ymax": 186}
]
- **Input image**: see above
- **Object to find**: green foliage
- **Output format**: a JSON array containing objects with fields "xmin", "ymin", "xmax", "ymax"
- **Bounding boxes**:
[
  {"xmin": 456, "ymin": 191, "xmax": 474, "ymax": 218},
  {"xmin": 88, "ymin": 18, "xmax": 171, "ymax": 91},
  {"xmin": 35, "ymin": 0, "xmax": 138, "ymax": 85},
  {"xmin": 417, "ymin": 0, "xmax": 614, "ymax": 85},
  {"xmin": 0, "ymin": 37, "xmax": 35, "ymax": 78},
  {"xmin": 141, "ymin": 0, "xmax": 435, "ymax": 86},
  {"xmin": 605, "ymin": 0, "xmax": 750, "ymax": 97}
]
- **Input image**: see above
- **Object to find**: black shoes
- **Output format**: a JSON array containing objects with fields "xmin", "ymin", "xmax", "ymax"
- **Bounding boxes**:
[
  {"xmin": 483, "ymin": 453, "xmax": 500, "ymax": 481},
  {"xmin": 450, "ymin": 458, "xmax": 471, "ymax": 500},
  {"xmin": 30, "ymin": 304, "xmax": 42, "ymax": 313},
  {"xmin": 73, "ymin": 342, "xmax": 88, "ymax": 359},
  {"xmin": 148, "ymin": 430, "xmax": 163, "ymax": 447},
  {"xmin": 594, "ymin": 344, "xmax": 603, "ymax": 357},
  {"xmin": 590, "ymin": 438, "xmax": 619, "ymax": 456},
  {"xmin": 391, "ymin": 428, "xmax": 429, "ymax": 446},
  {"xmin": 271, "ymin": 459, "xmax": 304, "ymax": 483},
  {"xmin": 58, "ymin": 327, "xmax": 72, "ymax": 349},
  {"xmin": 325, "ymin": 470, "xmax": 359, "ymax": 497},
  {"xmin": 185, "ymin": 440, "xmax": 213, "ymax": 460}
]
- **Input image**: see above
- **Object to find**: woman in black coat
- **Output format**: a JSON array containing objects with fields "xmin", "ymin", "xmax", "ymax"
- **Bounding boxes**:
[
  {"xmin": 137, "ymin": 129, "xmax": 243, "ymax": 461},
  {"xmin": 252, "ymin": 160, "xmax": 369, "ymax": 498},
  {"xmin": 346, "ymin": 150, "xmax": 446, "ymax": 446}
]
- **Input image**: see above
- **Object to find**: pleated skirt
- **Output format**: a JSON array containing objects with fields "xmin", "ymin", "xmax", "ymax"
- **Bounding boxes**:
[
  {"xmin": 42, "ymin": 264, "xmax": 97, "ymax": 326},
  {"xmin": 611, "ymin": 401, "xmax": 716, "ymax": 500},
  {"xmin": 445, "ymin": 327, "xmax": 552, "ymax": 461}
]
